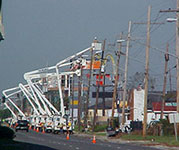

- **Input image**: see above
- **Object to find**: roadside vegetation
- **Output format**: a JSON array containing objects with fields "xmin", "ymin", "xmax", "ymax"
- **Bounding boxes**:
[
  {"xmin": 120, "ymin": 134, "xmax": 179, "ymax": 146},
  {"xmin": 74, "ymin": 118, "xmax": 179, "ymax": 147},
  {"xmin": 74, "ymin": 124, "xmax": 108, "ymax": 132},
  {"xmin": 0, "ymin": 109, "xmax": 11, "ymax": 120},
  {"xmin": 119, "ymin": 119, "xmax": 178, "ymax": 147}
]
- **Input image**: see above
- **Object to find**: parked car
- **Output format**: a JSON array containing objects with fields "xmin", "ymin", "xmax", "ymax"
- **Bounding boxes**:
[{"xmin": 15, "ymin": 120, "xmax": 29, "ymax": 132}]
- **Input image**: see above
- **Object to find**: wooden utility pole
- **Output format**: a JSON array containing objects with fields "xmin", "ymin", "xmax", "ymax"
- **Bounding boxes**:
[
  {"xmin": 84, "ymin": 48, "xmax": 94, "ymax": 128},
  {"xmin": 102, "ymin": 75, "xmax": 106, "ymax": 116},
  {"xmin": 159, "ymin": 0, "xmax": 179, "ymax": 133},
  {"xmin": 143, "ymin": 5, "xmax": 151, "ymax": 138},
  {"xmin": 78, "ymin": 64, "xmax": 83, "ymax": 132},
  {"xmin": 169, "ymin": 70, "xmax": 172, "ymax": 91},
  {"xmin": 161, "ymin": 43, "xmax": 169, "ymax": 120},
  {"xmin": 176, "ymin": 0, "xmax": 179, "ymax": 115},
  {"xmin": 92, "ymin": 40, "xmax": 105, "ymax": 132},
  {"xmin": 121, "ymin": 21, "xmax": 132, "ymax": 125},
  {"xmin": 111, "ymin": 33, "xmax": 123, "ymax": 126},
  {"xmin": 176, "ymin": 0, "xmax": 179, "ymax": 134},
  {"xmin": 71, "ymin": 74, "xmax": 74, "ymax": 131}
]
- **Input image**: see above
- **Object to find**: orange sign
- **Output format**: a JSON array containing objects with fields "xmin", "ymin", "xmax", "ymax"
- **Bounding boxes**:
[{"xmin": 84, "ymin": 61, "xmax": 101, "ymax": 70}]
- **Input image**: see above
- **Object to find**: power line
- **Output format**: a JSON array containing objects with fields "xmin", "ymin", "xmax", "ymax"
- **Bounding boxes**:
[{"xmin": 131, "ymin": 38, "xmax": 178, "ymax": 58}]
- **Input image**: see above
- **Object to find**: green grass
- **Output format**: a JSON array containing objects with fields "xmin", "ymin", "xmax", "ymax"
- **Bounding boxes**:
[
  {"xmin": 74, "ymin": 124, "xmax": 107, "ymax": 132},
  {"xmin": 94, "ymin": 124, "xmax": 107, "ymax": 132},
  {"xmin": 74, "ymin": 125, "xmax": 84, "ymax": 132},
  {"xmin": 95, "ymin": 132, "xmax": 106, "ymax": 136},
  {"xmin": 120, "ymin": 134, "xmax": 179, "ymax": 146}
]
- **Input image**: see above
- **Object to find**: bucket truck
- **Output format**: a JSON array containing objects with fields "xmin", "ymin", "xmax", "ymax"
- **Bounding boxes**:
[
  {"xmin": 2, "ymin": 87, "xmax": 26, "ymax": 120},
  {"xmin": 24, "ymin": 70, "xmax": 60, "ymax": 132},
  {"xmin": 4, "ymin": 103, "xmax": 17, "ymax": 127},
  {"xmin": 3, "ymin": 83, "xmax": 47, "ymax": 130}
]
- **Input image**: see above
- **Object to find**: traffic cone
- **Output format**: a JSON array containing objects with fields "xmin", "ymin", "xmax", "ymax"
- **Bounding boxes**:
[
  {"xmin": 42, "ymin": 128, "xmax": 45, "ymax": 134},
  {"xmin": 29, "ymin": 125, "xmax": 32, "ymax": 130},
  {"xmin": 92, "ymin": 135, "xmax": 96, "ymax": 144},
  {"xmin": 33, "ymin": 127, "xmax": 36, "ymax": 131},
  {"xmin": 36, "ymin": 127, "xmax": 39, "ymax": 133},
  {"xmin": 66, "ymin": 133, "xmax": 70, "ymax": 140}
]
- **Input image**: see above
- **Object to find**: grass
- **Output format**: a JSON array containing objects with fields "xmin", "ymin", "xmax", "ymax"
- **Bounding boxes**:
[
  {"xmin": 120, "ymin": 134, "xmax": 179, "ymax": 146},
  {"xmin": 74, "ymin": 124, "xmax": 107, "ymax": 133},
  {"xmin": 94, "ymin": 124, "xmax": 107, "ymax": 132},
  {"xmin": 74, "ymin": 125, "xmax": 84, "ymax": 132}
]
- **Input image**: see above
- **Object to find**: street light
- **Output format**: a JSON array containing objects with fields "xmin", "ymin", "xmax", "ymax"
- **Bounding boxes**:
[
  {"xmin": 117, "ymin": 39, "xmax": 125, "ymax": 43},
  {"xmin": 166, "ymin": 18, "xmax": 177, "ymax": 22},
  {"xmin": 95, "ymin": 50, "xmax": 102, "ymax": 54}
]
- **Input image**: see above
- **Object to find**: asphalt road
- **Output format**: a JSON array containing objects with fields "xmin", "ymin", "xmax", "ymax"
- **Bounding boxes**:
[{"xmin": 14, "ymin": 130, "xmax": 159, "ymax": 150}]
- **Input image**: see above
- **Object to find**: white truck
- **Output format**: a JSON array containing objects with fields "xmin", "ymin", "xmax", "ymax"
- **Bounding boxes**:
[
  {"xmin": 52, "ymin": 115, "xmax": 62, "ymax": 134},
  {"xmin": 45, "ymin": 117, "xmax": 53, "ymax": 133}
]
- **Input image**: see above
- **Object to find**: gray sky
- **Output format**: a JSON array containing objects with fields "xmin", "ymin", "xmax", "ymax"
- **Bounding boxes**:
[{"xmin": 0, "ymin": 0, "xmax": 177, "ymax": 94}]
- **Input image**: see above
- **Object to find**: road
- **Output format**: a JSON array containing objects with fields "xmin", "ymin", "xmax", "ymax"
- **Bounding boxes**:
[{"xmin": 14, "ymin": 130, "xmax": 159, "ymax": 150}]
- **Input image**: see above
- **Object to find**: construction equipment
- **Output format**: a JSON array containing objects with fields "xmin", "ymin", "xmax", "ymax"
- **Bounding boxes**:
[{"xmin": 2, "ymin": 43, "xmax": 101, "ymax": 134}]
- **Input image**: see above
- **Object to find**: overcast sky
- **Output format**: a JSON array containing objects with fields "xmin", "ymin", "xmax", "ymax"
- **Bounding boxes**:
[{"xmin": 0, "ymin": 0, "xmax": 177, "ymax": 94}]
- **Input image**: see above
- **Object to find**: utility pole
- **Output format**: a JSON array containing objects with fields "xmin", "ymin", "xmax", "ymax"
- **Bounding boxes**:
[
  {"xmin": 161, "ymin": 43, "xmax": 169, "ymax": 120},
  {"xmin": 111, "ymin": 33, "xmax": 123, "ymax": 126},
  {"xmin": 84, "ymin": 47, "xmax": 94, "ymax": 128},
  {"xmin": 169, "ymin": 70, "xmax": 172, "ymax": 91},
  {"xmin": 78, "ymin": 63, "xmax": 83, "ymax": 132},
  {"xmin": 176, "ymin": 0, "xmax": 179, "ymax": 134},
  {"xmin": 92, "ymin": 40, "xmax": 105, "ymax": 132},
  {"xmin": 71, "ymin": 74, "xmax": 74, "ymax": 131},
  {"xmin": 159, "ymin": 0, "xmax": 179, "ymax": 133},
  {"xmin": 122, "ymin": 21, "xmax": 132, "ymax": 125},
  {"xmin": 176, "ymin": 0, "xmax": 179, "ymax": 116},
  {"xmin": 143, "ymin": 5, "xmax": 151, "ymax": 138},
  {"xmin": 102, "ymin": 75, "xmax": 106, "ymax": 116}
]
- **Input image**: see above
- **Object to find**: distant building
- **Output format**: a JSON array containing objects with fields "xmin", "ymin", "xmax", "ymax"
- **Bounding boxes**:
[
  {"xmin": 148, "ymin": 91, "xmax": 177, "ymax": 120},
  {"xmin": 129, "ymin": 89, "xmax": 177, "ymax": 123},
  {"xmin": 128, "ymin": 89, "xmax": 144, "ymax": 121}
]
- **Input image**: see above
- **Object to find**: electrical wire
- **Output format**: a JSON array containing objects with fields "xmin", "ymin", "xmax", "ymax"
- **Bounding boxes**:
[{"xmin": 130, "ymin": 39, "xmax": 177, "ymax": 58}]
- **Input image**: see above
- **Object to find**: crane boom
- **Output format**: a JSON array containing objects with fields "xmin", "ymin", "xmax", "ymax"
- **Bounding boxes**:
[
  {"xmin": 2, "ymin": 90, "xmax": 26, "ymax": 118},
  {"xmin": 19, "ymin": 83, "xmax": 40, "ymax": 115},
  {"xmin": 4, "ymin": 103, "xmax": 17, "ymax": 119}
]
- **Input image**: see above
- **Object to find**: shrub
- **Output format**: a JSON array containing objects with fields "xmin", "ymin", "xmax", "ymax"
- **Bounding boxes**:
[
  {"xmin": 94, "ymin": 124, "xmax": 108, "ymax": 132},
  {"xmin": 112, "ymin": 117, "xmax": 119, "ymax": 128},
  {"xmin": 159, "ymin": 119, "xmax": 174, "ymax": 136},
  {"xmin": 147, "ymin": 119, "xmax": 175, "ymax": 136},
  {"xmin": 0, "ymin": 126, "xmax": 15, "ymax": 139},
  {"xmin": 0, "ymin": 109, "xmax": 11, "ymax": 120},
  {"xmin": 74, "ymin": 125, "xmax": 84, "ymax": 132}
]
